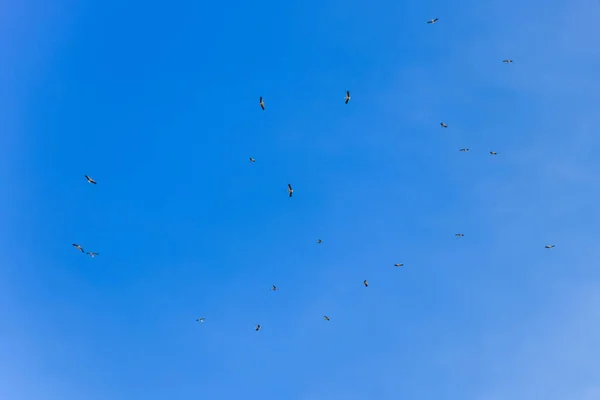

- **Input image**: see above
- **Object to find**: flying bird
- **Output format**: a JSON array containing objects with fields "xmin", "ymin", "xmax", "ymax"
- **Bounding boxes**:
[
  {"xmin": 460, "ymin": 148, "xmax": 469, "ymax": 152},
  {"xmin": 196, "ymin": 317, "xmax": 205, "ymax": 323},
  {"xmin": 503, "ymin": 59, "xmax": 514, "ymax": 63},
  {"xmin": 72, "ymin": 244, "xmax": 84, "ymax": 253},
  {"xmin": 427, "ymin": 18, "xmax": 439, "ymax": 24},
  {"xmin": 259, "ymin": 97, "xmax": 265, "ymax": 110},
  {"xmin": 455, "ymin": 233, "xmax": 464, "ymax": 237},
  {"xmin": 287, "ymin": 184, "xmax": 294, "ymax": 198},
  {"xmin": 394, "ymin": 263, "xmax": 404, "ymax": 267},
  {"xmin": 84, "ymin": 175, "xmax": 96, "ymax": 185},
  {"xmin": 271, "ymin": 285, "xmax": 277, "ymax": 291},
  {"xmin": 490, "ymin": 151, "xmax": 497, "ymax": 155},
  {"xmin": 545, "ymin": 244, "xmax": 555, "ymax": 249},
  {"xmin": 441, "ymin": 122, "xmax": 448, "ymax": 128},
  {"xmin": 345, "ymin": 91, "xmax": 351, "ymax": 104},
  {"xmin": 86, "ymin": 252, "xmax": 99, "ymax": 258},
  {"xmin": 317, "ymin": 239, "xmax": 322, "ymax": 244},
  {"xmin": 363, "ymin": 280, "xmax": 369, "ymax": 287},
  {"xmin": 323, "ymin": 316, "xmax": 331, "ymax": 321},
  {"xmin": 249, "ymin": 157, "xmax": 256, "ymax": 162},
  {"xmin": 255, "ymin": 324, "xmax": 261, "ymax": 331}
]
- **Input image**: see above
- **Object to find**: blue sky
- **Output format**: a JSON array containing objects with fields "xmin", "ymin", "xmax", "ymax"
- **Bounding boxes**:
[{"xmin": 2, "ymin": 0, "xmax": 600, "ymax": 399}]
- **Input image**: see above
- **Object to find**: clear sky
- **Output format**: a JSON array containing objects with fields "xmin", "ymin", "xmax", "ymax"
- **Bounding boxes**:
[{"xmin": 2, "ymin": 0, "xmax": 600, "ymax": 399}]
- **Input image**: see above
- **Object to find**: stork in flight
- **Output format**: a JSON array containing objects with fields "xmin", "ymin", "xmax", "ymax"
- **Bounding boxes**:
[
  {"xmin": 345, "ymin": 91, "xmax": 351, "ymax": 104},
  {"xmin": 502, "ymin": 59, "xmax": 514, "ymax": 63},
  {"xmin": 545, "ymin": 244, "xmax": 555, "ymax": 249},
  {"xmin": 259, "ymin": 97, "xmax": 265, "ymax": 110},
  {"xmin": 86, "ymin": 252, "xmax": 99, "ymax": 258},
  {"xmin": 394, "ymin": 263, "xmax": 404, "ymax": 267},
  {"xmin": 427, "ymin": 18, "xmax": 439, "ymax": 24},
  {"xmin": 287, "ymin": 184, "xmax": 294, "ymax": 198},
  {"xmin": 323, "ymin": 316, "xmax": 331, "ymax": 321},
  {"xmin": 490, "ymin": 151, "xmax": 497, "ymax": 155},
  {"xmin": 363, "ymin": 280, "xmax": 369, "ymax": 287},
  {"xmin": 72, "ymin": 244, "xmax": 84, "ymax": 253},
  {"xmin": 84, "ymin": 175, "xmax": 96, "ymax": 185},
  {"xmin": 255, "ymin": 324, "xmax": 261, "ymax": 331},
  {"xmin": 441, "ymin": 122, "xmax": 448, "ymax": 128}
]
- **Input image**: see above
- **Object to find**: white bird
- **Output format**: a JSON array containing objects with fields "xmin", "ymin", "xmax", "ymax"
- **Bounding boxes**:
[
  {"xmin": 345, "ymin": 90, "xmax": 351, "ymax": 104},
  {"xmin": 441, "ymin": 122, "xmax": 448, "ymax": 128},
  {"xmin": 86, "ymin": 252, "xmax": 99, "ymax": 258},
  {"xmin": 545, "ymin": 244, "xmax": 555, "ymax": 249},
  {"xmin": 84, "ymin": 175, "xmax": 96, "ymax": 185},
  {"xmin": 196, "ymin": 317, "xmax": 206, "ymax": 323},
  {"xmin": 259, "ymin": 97, "xmax": 265, "ymax": 110},
  {"xmin": 287, "ymin": 184, "xmax": 294, "ymax": 198},
  {"xmin": 72, "ymin": 244, "xmax": 84, "ymax": 253},
  {"xmin": 427, "ymin": 18, "xmax": 439, "ymax": 24},
  {"xmin": 394, "ymin": 263, "xmax": 404, "ymax": 267}
]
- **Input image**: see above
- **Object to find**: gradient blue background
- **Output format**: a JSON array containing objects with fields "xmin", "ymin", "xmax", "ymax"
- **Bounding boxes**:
[{"xmin": 2, "ymin": 0, "xmax": 600, "ymax": 399}]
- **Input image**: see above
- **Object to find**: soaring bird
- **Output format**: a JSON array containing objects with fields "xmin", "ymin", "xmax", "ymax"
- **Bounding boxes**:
[
  {"xmin": 455, "ymin": 233, "xmax": 464, "ymax": 237},
  {"xmin": 84, "ymin": 175, "xmax": 96, "ymax": 184},
  {"xmin": 503, "ymin": 59, "xmax": 514, "ymax": 63},
  {"xmin": 323, "ymin": 316, "xmax": 331, "ymax": 321},
  {"xmin": 460, "ymin": 148, "xmax": 469, "ymax": 152},
  {"xmin": 490, "ymin": 151, "xmax": 497, "ymax": 155},
  {"xmin": 345, "ymin": 91, "xmax": 351, "ymax": 104},
  {"xmin": 271, "ymin": 285, "xmax": 277, "ymax": 291},
  {"xmin": 255, "ymin": 324, "xmax": 261, "ymax": 331},
  {"xmin": 287, "ymin": 184, "xmax": 294, "ymax": 198},
  {"xmin": 394, "ymin": 263, "xmax": 404, "ymax": 267},
  {"xmin": 545, "ymin": 244, "xmax": 555, "ymax": 249},
  {"xmin": 441, "ymin": 122, "xmax": 448, "ymax": 128},
  {"xmin": 259, "ymin": 97, "xmax": 265, "ymax": 110},
  {"xmin": 196, "ymin": 317, "xmax": 205, "ymax": 323},
  {"xmin": 72, "ymin": 244, "xmax": 84, "ymax": 253},
  {"xmin": 249, "ymin": 157, "xmax": 256, "ymax": 162},
  {"xmin": 427, "ymin": 18, "xmax": 439, "ymax": 24},
  {"xmin": 317, "ymin": 239, "xmax": 322, "ymax": 244},
  {"xmin": 86, "ymin": 252, "xmax": 99, "ymax": 258},
  {"xmin": 363, "ymin": 280, "xmax": 369, "ymax": 287}
]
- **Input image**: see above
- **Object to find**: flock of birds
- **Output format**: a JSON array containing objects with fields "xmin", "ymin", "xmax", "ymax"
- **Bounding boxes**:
[{"xmin": 71, "ymin": 17, "xmax": 556, "ymax": 333}]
